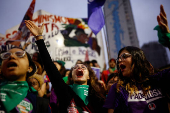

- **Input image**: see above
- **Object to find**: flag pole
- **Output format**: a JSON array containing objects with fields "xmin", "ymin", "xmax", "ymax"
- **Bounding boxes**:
[{"xmin": 101, "ymin": 6, "xmax": 110, "ymax": 69}]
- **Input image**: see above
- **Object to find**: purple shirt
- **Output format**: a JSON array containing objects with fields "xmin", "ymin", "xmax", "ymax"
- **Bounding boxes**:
[{"xmin": 103, "ymin": 69, "xmax": 170, "ymax": 113}]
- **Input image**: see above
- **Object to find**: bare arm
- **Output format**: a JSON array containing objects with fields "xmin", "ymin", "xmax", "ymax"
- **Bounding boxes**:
[
  {"xmin": 38, "ymin": 83, "xmax": 46, "ymax": 97},
  {"xmin": 22, "ymin": 41, "xmax": 31, "ymax": 50},
  {"xmin": 41, "ymin": 70, "xmax": 47, "ymax": 78}
]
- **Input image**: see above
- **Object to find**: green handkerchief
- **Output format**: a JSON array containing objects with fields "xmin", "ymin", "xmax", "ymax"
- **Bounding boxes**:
[
  {"xmin": 0, "ymin": 81, "xmax": 29, "ymax": 112},
  {"xmin": 70, "ymin": 84, "xmax": 89, "ymax": 105}
]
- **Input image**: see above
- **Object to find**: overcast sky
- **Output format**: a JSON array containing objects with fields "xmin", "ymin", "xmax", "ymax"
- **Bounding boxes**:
[
  {"xmin": 0, "ymin": 0, "xmax": 170, "ymax": 55},
  {"xmin": 130, "ymin": 0, "xmax": 170, "ymax": 47}
]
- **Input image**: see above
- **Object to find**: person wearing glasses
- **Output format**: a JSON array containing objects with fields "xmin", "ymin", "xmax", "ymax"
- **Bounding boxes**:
[
  {"xmin": 25, "ymin": 20, "xmax": 107, "ymax": 113},
  {"xmin": 0, "ymin": 48, "xmax": 51, "ymax": 112},
  {"xmin": 103, "ymin": 5, "xmax": 170, "ymax": 113}
]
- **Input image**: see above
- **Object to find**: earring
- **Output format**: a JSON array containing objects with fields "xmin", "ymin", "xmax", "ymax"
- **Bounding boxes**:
[{"xmin": 27, "ymin": 70, "xmax": 30, "ymax": 73}]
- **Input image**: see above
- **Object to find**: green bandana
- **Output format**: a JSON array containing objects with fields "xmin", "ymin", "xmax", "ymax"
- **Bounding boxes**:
[
  {"xmin": 111, "ymin": 67, "xmax": 116, "ymax": 72},
  {"xmin": 154, "ymin": 25, "xmax": 170, "ymax": 47},
  {"xmin": 29, "ymin": 86, "xmax": 38, "ymax": 94},
  {"xmin": 70, "ymin": 84, "xmax": 89, "ymax": 105},
  {"xmin": 0, "ymin": 81, "xmax": 29, "ymax": 112},
  {"xmin": 63, "ymin": 76, "xmax": 68, "ymax": 83}
]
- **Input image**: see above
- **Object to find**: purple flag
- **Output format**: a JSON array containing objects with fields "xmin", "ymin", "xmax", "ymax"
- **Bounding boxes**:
[
  {"xmin": 91, "ymin": 67, "xmax": 100, "ymax": 80},
  {"xmin": 88, "ymin": 0, "xmax": 106, "ymax": 35}
]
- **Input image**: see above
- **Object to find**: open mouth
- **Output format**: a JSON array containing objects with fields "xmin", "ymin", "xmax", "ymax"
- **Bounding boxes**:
[
  {"xmin": 76, "ymin": 69, "xmax": 83, "ymax": 77},
  {"xmin": 7, "ymin": 62, "xmax": 17, "ymax": 68},
  {"xmin": 120, "ymin": 64, "xmax": 126, "ymax": 71}
]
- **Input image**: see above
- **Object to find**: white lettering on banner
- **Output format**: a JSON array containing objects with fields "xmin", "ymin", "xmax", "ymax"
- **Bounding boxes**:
[
  {"xmin": 3, "ymin": 10, "xmax": 106, "ymax": 69},
  {"xmin": 55, "ymin": 47, "xmax": 96, "ymax": 58},
  {"xmin": 0, "ymin": 44, "xmax": 19, "ymax": 53},
  {"xmin": 128, "ymin": 89, "xmax": 164, "ymax": 103},
  {"xmin": 55, "ymin": 57, "xmax": 71, "ymax": 62}
]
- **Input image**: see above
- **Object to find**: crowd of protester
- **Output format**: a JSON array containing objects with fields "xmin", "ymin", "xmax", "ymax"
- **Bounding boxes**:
[{"xmin": 0, "ymin": 4, "xmax": 170, "ymax": 113}]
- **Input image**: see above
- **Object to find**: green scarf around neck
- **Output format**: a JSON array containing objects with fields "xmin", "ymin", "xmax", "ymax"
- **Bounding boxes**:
[
  {"xmin": 70, "ymin": 84, "xmax": 89, "ymax": 105},
  {"xmin": 0, "ymin": 81, "xmax": 29, "ymax": 112},
  {"xmin": 111, "ymin": 67, "xmax": 116, "ymax": 72}
]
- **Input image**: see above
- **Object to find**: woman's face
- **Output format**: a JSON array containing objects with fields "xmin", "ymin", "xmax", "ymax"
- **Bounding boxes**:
[
  {"xmin": 107, "ymin": 76, "xmax": 119, "ymax": 92},
  {"xmin": 118, "ymin": 50, "xmax": 132, "ymax": 77},
  {"xmin": 32, "ymin": 53, "xmax": 38, "ymax": 61},
  {"xmin": 1, "ymin": 48, "xmax": 30, "ymax": 81},
  {"xmin": 109, "ymin": 60, "xmax": 116, "ymax": 68},
  {"xmin": 27, "ymin": 78, "xmax": 40, "ymax": 91},
  {"xmin": 71, "ymin": 64, "xmax": 89, "ymax": 85},
  {"xmin": 54, "ymin": 62, "xmax": 61, "ymax": 71}
]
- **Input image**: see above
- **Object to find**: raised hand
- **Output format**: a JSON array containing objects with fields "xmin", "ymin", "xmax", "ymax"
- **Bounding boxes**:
[
  {"xmin": 157, "ymin": 5, "xmax": 170, "ymax": 33},
  {"xmin": 25, "ymin": 20, "xmax": 44, "ymax": 37}
]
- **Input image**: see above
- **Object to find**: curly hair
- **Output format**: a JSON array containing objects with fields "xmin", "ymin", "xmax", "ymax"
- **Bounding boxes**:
[
  {"xmin": 116, "ymin": 46, "xmax": 154, "ymax": 95},
  {"xmin": 53, "ymin": 61, "xmax": 66, "ymax": 77},
  {"xmin": 28, "ymin": 74, "xmax": 44, "ymax": 88},
  {"xmin": 32, "ymin": 52, "xmax": 44, "ymax": 70},
  {"xmin": 67, "ymin": 63, "xmax": 106, "ymax": 99}
]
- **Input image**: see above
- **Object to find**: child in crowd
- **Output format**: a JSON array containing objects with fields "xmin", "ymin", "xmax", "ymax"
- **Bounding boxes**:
[
  {"xmin": 101, "ymin": 58, "xmax": 118, "ymax": 84},
  {"xmin": 27, "ymin": 74, "xmax": 45, "ymax": 97}
]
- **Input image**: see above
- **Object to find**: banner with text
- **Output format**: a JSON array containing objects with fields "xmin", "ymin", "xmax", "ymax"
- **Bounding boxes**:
[{"xmin": 0, "ymin": 10, "xmax": 106, "ymax": 70}]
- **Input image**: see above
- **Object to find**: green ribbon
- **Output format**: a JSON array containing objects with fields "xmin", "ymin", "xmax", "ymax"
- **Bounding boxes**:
[
  {"xmin": 0, "ymin": 81, "xmax": 29, "ymax": 112},
  {"xmin": 154, "ymin": 25, "xmax": 170, "ymax": 48},
  {"xmin": 70, "ymin": 84, "xmax": 89, "ymax": 105}
]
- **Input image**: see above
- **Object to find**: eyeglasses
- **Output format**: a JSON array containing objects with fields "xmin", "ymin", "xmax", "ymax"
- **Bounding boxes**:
[
  {"xmin": 116, "ymin": 53, "xmax": 131, "ymax": 63},
  {"xmin": 72, "ymin": 64, "xmax": 87, "ymax": 70},
  {"xmin": 0, "ymin": 51, "xmax": 26, "ymax": 60}
]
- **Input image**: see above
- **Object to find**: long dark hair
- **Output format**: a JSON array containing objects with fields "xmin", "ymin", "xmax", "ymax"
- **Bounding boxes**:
[
  {"xmin": 67, "ymin": 63, "xmax": 106, "ymax": 99},
  {"xmin": 116, "ymin": 46, "xmax": 154, "ymax": 94},
  {"xmin": 32, "ymin": 52, "xmax": 44, "ymax": 70}
]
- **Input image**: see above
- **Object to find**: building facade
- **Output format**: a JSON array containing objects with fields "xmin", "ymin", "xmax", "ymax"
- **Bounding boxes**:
[
  {"xmin": 104, "ymin": 0, "xmax": 139, "ymax": 59},
  {"xmin": 141, "ymin": 42, "xmax": 169, "ymax": 69}
]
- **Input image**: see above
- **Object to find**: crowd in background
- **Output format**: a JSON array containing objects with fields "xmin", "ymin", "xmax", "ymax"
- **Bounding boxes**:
[{"xmin": 0, "ymin": 4, "xmax": 170, "ymax": 113}]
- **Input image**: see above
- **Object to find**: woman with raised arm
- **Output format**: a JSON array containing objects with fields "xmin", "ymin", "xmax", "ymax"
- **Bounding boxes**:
[
  {"xmin": 103, "ymin": 5, "xmax": 170, "ymax": 113},
  {"xmin": 25, "ymin": 20, "xmax": 106, "ymax": 113}
]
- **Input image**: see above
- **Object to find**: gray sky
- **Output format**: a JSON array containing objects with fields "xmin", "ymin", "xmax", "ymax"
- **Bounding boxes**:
[
  {"xmin": 0, "ymin": 0, "xmax": 87, "ymax": 35},
  {"xmin": 130, "ymin": 0, "xmax": 170, "ymax": 63},
  {"xmin": 130, "ymin": 0, "xmax": 170, "ymax": 47},
  {"xmin": 0, "ymin": 0, "xmax": 170, "ymax": 54}
]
